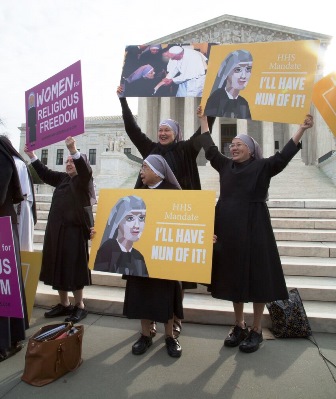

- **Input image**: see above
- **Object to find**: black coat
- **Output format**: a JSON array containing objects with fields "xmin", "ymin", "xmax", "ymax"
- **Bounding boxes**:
[
  {"xmin": 31, "ymin": 157, "xmax": 92, "ymax": 291},
  {"xmin": 201, "ymin": 132, "xmax": 299, "ymax": 302},
  {"xmin": 119, "ymin": 97, "xmax": 215, "ymax": 190},
  {"xmin": 0, "ymin": 143, "xmax": 28, "ymax": 351}
]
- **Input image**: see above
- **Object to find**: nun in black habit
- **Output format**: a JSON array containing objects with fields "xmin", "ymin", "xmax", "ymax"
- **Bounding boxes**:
[
  {"xmin": 0, "ymin": 135, "xmax": 29, "ymax": 362},
  {"xmin": 24, "ymin": 136, "xmax": 94, "ymax": 324},
  {"xmin": 199, "ymin": 111, "xmax": 314, "ymax": 353},
  {"xmin": 116, "ymin": 87, "xmax": 215, "ymax": 335},
  {"xmin": 124, "ymin": 154, "xmax": 184, "ymax": 358}
]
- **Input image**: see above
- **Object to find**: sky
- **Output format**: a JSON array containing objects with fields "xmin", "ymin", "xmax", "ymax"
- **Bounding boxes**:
[{"xmin": 1, "ymin": 0, "xmax": 335, "ymax": 149}]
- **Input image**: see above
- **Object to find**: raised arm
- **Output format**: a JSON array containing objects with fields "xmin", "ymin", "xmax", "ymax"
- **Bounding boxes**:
[
  {"xmin": 116, "ymin": 86, "xmax": 155, "ymax": 157},
  {"xmin": 197, "ymin": 105, "xmax": 209, "ymax": 134},
  {"xmin": 292, "ymin": 114, "xmax": 314, "ymax": 145}
]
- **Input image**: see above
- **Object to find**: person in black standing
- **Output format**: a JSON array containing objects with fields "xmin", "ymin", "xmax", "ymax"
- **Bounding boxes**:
[
  {"xmin": 24, "ymin": 137, "xmax": 93, "ymax": 324},
  {"xmin": 124, "ymin": 154, "xmax": 183, "ymax": 358},
  {"xmin": 0, "ymin": 135, "xmax": 29, "ymax": 362},
  {"xmin": 199, "ymin": 110, "xmax": 314, "ymax": 353},
  {"xmin": 117, "ymin": 87, "xmax": 215, "ymax": 336}
]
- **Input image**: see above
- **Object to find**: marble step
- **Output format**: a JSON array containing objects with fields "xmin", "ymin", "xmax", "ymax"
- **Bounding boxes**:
[
  {"xmin": 267, "ymin": 199, "xmax": 336, "ymax": 209},
  {"xmin": 269, "ymin": 208, "xmax": 336, "ymax": 219},
  {"xmin": 281, "ymin": 256, "xmax": 336, "ymax": 277},
  {"xmin": 273, "ymin": 228, "xmax": 336, "ymax": 242},
  {"xmin": 32, "ymin": 236, "xmax": 336, "ymax": 260},
  {"xmin": 35, "ymin": 281, "xmax": 336, "ymax": 334},
  {"xmin": 271, "ymin": 218, "xmax": 336, "ymax": 230},
  {"xmin": 36, "ymin": 216, "xmax": 336, "ymax": 229},
  {"xmin": 89, "ymin": 272, "xmax": 335, "ymax": 302},
  {"xmin": 276, "ymin": 241, "xmax": 336, "ymax": 258}
]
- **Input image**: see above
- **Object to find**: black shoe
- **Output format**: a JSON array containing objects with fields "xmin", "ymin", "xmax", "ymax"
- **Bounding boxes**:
[
  {"xmin": 132, "ymin": 334, "xmax": 153, "ymax": 355},
  {"xmin": 44, "ymin": 303, "xmax": 74, "ymax": 318},
  {"xmin": 0, "ymin": 342, "xmax": 24, "ymax": 362},
  {"xmin": 65, "ymin": 306, "xmax": 88, "ymax": 323},
  {"xmin": 224, "ymin": 324, "xmax": 249, "ymax": 347},
  {"xmin": 165, "ymin": 336, "xmax": 182, "ymax": 358},
  {"xmin": 239, "ymin": 330, "xmax": 263, "ymax": 353}
]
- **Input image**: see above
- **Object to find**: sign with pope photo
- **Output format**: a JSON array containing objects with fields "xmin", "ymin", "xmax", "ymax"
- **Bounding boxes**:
[{"xmin": 89, "ymin": 189, "xmax": 216, "ymax": 284}]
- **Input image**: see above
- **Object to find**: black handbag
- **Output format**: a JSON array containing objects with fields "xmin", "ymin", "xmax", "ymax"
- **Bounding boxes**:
[{"xmin": 266, "ymin": 288, "xmax": 312, "ymax": 338}]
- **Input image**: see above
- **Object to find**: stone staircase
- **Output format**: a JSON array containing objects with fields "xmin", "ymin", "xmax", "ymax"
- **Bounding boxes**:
[{"xmin": 33, "ymin": 161, "xmax": 336, "ymax": 333}]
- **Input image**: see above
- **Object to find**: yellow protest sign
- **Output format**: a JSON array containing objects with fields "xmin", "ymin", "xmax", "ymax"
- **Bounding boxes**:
[
  {"xmin": 21, "ymin": 251, "xmax": 42, "ymax": 322},
  {"xmin": 89, "ymin": 189, "xmax": 216, "ymax": 284},
  {"xmin": 312, "ymin": 71, "xmax": 336, "ymax": 137},
  {"xmin": 201, "ymin": 40, "xmax": 319, "ymax": 124}
]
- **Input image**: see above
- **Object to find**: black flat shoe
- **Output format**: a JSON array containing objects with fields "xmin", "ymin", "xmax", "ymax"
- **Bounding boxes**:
[
  {"xmin": 132, "ymin": 334, "xmax": 153, "ymax": 355},
  {"xmin": 239, "ymin": 330, "xmax": 263, "ymax": 353},
  {"xmin": 44, "ymin": 303, "xmax": 74, "ymax": 318},
  {"xmin": 0, "ymin": 342, "xmax": 24, "ymax": 362},
  {"xmin": 165, "ymin": 336, "xmax": 182, "ymax": 358},
  {"xmin": 65, "ymin": 306, "xmax": 88, "ymax": 323},
  {"xmin": 224, "ymin": 323, "xmax": 249, "ymax": 347}
]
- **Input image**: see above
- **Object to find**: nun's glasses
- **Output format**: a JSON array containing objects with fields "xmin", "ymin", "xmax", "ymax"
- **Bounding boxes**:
[{"xmin": 229, "ymin": 143, "xmax": 248, "ymax": 150}]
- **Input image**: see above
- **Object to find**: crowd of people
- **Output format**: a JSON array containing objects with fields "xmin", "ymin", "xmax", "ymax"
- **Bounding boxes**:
[{"xmin": 0, "ymin": 88, "xmax": 314, "ymax": 362}]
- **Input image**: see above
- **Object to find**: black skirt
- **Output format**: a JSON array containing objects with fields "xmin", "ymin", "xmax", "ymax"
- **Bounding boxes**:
[{"xmin": 123, "ymin": 276, "xmax": 184, "ymax": 323}]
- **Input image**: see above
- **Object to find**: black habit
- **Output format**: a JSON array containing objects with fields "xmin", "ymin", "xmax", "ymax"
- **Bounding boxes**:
[
  {"xmin": 119, "ymin": 97, "xmax": 215, "ymax": 290},
  {"xmin": 31, "ymin": 156, "xmax": 92, "ymax": 291},
  {"xmin": 201, "ymin": 132, "xmax": 298, "ymax": 303},
  {"xmin": 0, "ymin": 140, "xmax": 28, "ymax": 351},
  {"xmin": 119, "ymin": 97, "xmax": 215, "ymax": 190},
  {"xmin": 123, "ymin": 180, "xmax": 184, "ymax": 323}
]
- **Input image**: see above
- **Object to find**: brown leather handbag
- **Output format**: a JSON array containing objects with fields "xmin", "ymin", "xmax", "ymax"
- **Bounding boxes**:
[{"xmin": 21, "ymin": 322, "xmax": 84, "ymax": 386}]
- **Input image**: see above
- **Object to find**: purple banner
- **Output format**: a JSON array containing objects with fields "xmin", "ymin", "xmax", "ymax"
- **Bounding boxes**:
[
  {"xmin": 0, "ymin": 216, "xmax": 24, "ymax": 318},
  {"xmin": 25, "ymin": 60, "xmax": 84, "ymax": 151}
]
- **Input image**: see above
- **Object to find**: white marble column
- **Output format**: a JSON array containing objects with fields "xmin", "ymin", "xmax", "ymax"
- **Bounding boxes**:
[
  {"xmin": 211, "ymin": 118, "xmax": 220, "ymax": 148},
  {"xmin": 262, "ymin": 121, "xmax": 274, "ymax": 157},
  {"xmin": 160, "ymin": 97, "xmax": 174, "ymax": 120},
  {"xmin": 184, "ymin": 97, "xmax": 196, "ymax": 139},
  {"xmin": 288, "ymin": 123, "xmax": 302, "ymax": 160},
  {"xmin": 137, "ymin": 97, "xmax": 160, "ymax": 147},
  {"xmin": 236, "ymin": 119, "xmax": 248, "ymax": 135}
]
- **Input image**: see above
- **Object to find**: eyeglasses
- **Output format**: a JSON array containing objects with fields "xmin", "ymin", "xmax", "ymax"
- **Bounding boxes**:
[
  {"xmin": 228, "ymin": 143, "xmax": 248, "ymax": 150},
  {"xmin": 140, "ymin": 164, "xmax": 150, "ymax": 172}
]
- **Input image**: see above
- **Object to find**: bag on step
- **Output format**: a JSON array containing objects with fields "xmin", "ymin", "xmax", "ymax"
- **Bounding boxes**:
[
  {"xmin": 21, "ymin": 322, "xmax": 84, "ymax": 386},
  {"xmin": 266, "ymin": 288, "xmax": 312, "ymax": 338}
]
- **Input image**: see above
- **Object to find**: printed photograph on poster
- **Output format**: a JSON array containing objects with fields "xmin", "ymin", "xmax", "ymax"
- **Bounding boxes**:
[
  {"xmin": 118, "ymin": 43, "xmax": 217, "ymax": 98},
  {"xmin": 0, "ymin": 216, "xmax": 24, "ymax": 318},
  {"xmin": 25, "ymin": 60, "xmax": 84, "ymax": 151},
  {"xmin": 90, "ymin": 189, "xmax": 216, "ymax": 284},
  {"xmin": 201, "ymin": 40, "xmax": 320, "ymax": 124},
  {"xmin": 312, "ymin": 71, "xmax": 336, "ymax": 137}
]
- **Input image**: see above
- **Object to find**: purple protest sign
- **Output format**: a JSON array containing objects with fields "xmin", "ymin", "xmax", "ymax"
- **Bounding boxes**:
[
  {"xmin": 25, "ymin": 60, "xmax": 84, "ymax": 151},
  {"xmin": 0, "ymin": 216, "xmax": 24, "ymax": 318}
]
